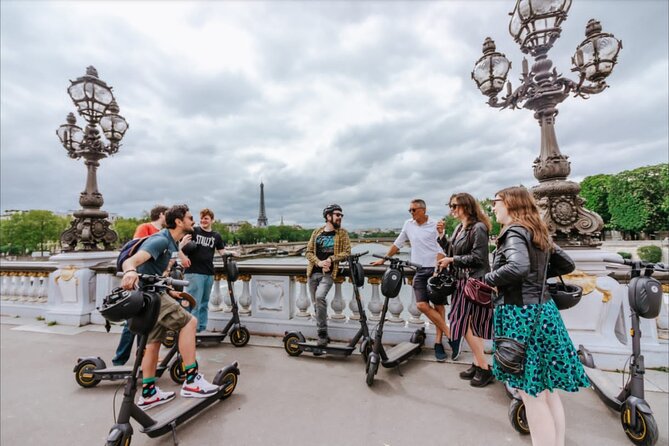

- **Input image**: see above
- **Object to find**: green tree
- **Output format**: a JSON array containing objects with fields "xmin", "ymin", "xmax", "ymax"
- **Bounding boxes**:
[
  {"xmin": 0, "ymin": 210, "xmax": 69, "ymax": 255},
  {"xmin": 580, "ymin": 174, "xmax": 612, "ymax": 225},
  {"xmin": 608, "ymin": 164, "xmax": 669, "ymax": 234},
  {"xmin": 112, "ymin": 217, "xmax": 144, "ymax": 245},
  {"xmin": 479, "ymin": 198, "xmax": 501, "ymax": 237}
]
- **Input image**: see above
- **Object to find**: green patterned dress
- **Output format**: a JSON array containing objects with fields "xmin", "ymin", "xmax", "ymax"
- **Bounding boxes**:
[{"xmin": 492, "ymin": 299, "xmax": 590, "ymax": 396}]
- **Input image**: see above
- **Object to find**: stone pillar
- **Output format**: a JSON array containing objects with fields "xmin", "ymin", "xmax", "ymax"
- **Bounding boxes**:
[
  {"xmin": 238, "ymin": 274, "xmax": 252, "ymax": 316},
  {"xmin": 250, "ymin": 274, "xmax": 295, "ymax": 320},
  {"xmin": 48, "ymin": 251, "xmax": 117, "ymax": 326},
  {"xmin": 406, "ymin": 276, "xmax": 423, "ymax": 325},
  {"xmin": 294, "ymin": 275, "xmax": 311, "ymax": 318},
  {"xmin": 209, "ymin": 274, "xmax": 223, "ymax": 312},
  {"xmin": 330, "ymin": 276, "xmax": 347, "ymax": 322},
  {"xmin": 367, "ymin": 277, "xmax": 382, "ymax": 321}
]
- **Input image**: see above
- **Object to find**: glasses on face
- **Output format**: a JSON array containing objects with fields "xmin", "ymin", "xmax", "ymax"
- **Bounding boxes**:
[
  {"xmin": 333, "ymin": 212, "xmax": 344, "ymax": 217},
  {"xmin": 408, "ymin": 207, "xmax": 424, "ymax": 213},
  {"xmin": 491, "ymin": 198, "xmax": 503, "ymax": 204},
  {"xmin": 449, "ymin": 203, "xmax": 460, "ymax": 210}
]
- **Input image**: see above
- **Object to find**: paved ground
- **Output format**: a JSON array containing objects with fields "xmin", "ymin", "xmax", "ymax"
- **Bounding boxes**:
[{"xmin": 1, "ymin": 318, "xmax": 667, "ymax": 446}]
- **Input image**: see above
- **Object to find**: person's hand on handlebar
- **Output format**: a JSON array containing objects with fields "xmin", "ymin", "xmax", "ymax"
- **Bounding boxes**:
[{"xmin": 121, "ymin": 270, "xmax": 139, "ymax": 290}]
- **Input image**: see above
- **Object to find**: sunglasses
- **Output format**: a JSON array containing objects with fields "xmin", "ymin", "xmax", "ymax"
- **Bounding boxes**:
[
  {"xmin": 448, "ymin": 204, "xmax": 460, "ymax": 210},
  {"xmin": 333, "ymin": 212, "xmax": 344, "ymax": 217},
  {"xmin": 408, "ymin": 208, "xmax": 424, "ymax": 213},
  {"xmin": 491, "ymin": 198, "xmax": 504, "ymax": 203}
]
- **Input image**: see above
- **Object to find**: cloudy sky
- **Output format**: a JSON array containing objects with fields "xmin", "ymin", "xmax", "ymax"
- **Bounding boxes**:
[{"xmin": 1, "ymin": 1, "xmax": 667, "ymax": 230}]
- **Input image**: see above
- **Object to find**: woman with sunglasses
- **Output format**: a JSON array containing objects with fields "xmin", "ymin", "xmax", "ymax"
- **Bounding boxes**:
[
  {"xmin": 485, "ymin": 186, "xmax": 588, "ymax": 446},
  {"xmin": 437, "ymin": 193, "xmax": 494, "ymax": 387}
]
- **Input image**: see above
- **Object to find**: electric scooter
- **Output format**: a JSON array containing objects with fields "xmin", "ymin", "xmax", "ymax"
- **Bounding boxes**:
[
  {"xmin": 196, "ymin": 253, "xmax": 250, "ymax": 347},
  {"xmin": 102, "ymin": 272, "xmax": 240, "ymax": 446},
  {"xmin": 365, "ymin": 254, "xmax": 426, "ymax": 387},
  {"xmin": 282, "ymin": 250, "xmax": 373, "ymax": 360},
  {"xmin": 577, "ymin": 257, "xmax": 665, "ymax": 446}
]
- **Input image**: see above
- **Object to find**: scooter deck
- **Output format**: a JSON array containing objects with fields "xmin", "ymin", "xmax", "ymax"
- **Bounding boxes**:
[
  {"xmin": 93, "ymin": 365, "xmax": 168, "ymax": 380},
  {"xmin": 196, "ymin": 332, "xmax": 226, "ymax": 343},
  {"xmin": 297, "ymin": 342, "xmax": 355, "ymax": 356},
  {"xmin": 140, "ymin": 386, "xmax": 226, "ymax": 437},
  {"xmin": 582, "ymin": 365, "xmax": 624, "ymax": 410},
  {"xmin": 382, "ymin": 342, "xmax": 420, "ymax": 368}
]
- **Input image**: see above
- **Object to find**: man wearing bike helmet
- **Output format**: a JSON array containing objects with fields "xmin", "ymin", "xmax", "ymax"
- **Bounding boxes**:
[
  {"xmin": 121, "ymin": 204, "xmax": 219, "ymax": 410},
  {"xmin": 306, "ymin": 204, "xmax": 352, "ymax": 347}
]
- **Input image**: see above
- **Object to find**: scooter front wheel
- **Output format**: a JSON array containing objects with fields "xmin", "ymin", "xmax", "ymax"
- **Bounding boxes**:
[
  {"xmin": 283, "ymin": 333, "xmax": 303, "ymax": 356},
  {"xmin": 105, "ymin": 436, "xmax": 131, "ymax": 446},
  {"xmin": 169, "ymin": 358, "xmax": 185, "ymax": 384},
  {"xmin": 230, "ymin": 327, "xmax": 250, "ymax": 347},
  {"xmin": 621, "ymin": 405, "xmax": 658, "ymax": 446},
  {"xmin": 508, "ymin": 398, "xmax": 530, "ymax": 435},
  {"xmin": 366, "ymin": 355, "xmax": 379, "ymax": 387},
  {"xmin": 75, "ymin": 359, "xmax": 102, "ymax": 388}
]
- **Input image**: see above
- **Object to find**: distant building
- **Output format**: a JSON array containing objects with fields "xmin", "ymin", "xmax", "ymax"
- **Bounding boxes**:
[
  {"xmin": 257, "ymin": 181, "xmax": 268, "ymax": 227},
  {"xmin": 221, "ymin": 221, "xmax": 250, "ymax": 233}
]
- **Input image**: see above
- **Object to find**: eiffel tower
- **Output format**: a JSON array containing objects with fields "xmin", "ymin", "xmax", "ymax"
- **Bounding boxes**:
[{"xmin": 257, "ymin": 181, "xmax": 268, "ymax": 227}]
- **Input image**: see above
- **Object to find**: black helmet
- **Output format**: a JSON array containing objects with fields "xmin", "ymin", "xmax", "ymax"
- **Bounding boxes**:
[
  {"xmin": 99, "ymin": 287, "xmax": 145, "ymax": 323},
  {"xmin": 427, "ymin": 272, "xmax": 456, "ymax": 304},
  {"xmin": 628, "ymin": 276, "xmax": 662, "ymax": 318},
  {"xmin": 548, "ymin": 281, "xmax": 583, "ymax": 311},
  {"xmin": 181, "ymin": 241, "xmax": 197, "ymax": 256},
  {"xmin": 381, "ymin": 267, "xmax": 402, "ymax": 298},
  {"xmin": 322, "ymin": 204, "xmax": 342, "ymax": 219},
  {"xmin": 351, "ymin": 262, "xmax": 365, "ymax": 288},
  {"xmin": 128, "ymin": 292, "xmax": 161, "ymax": 336}
]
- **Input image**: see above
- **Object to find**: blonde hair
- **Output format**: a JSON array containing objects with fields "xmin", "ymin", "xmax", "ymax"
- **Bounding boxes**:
[
  {"xmin": 495, "ymin": 186, "xmax": 551, "ymax": 251},
  {"xmin": 200, "ymin": 208, "xmax": 215, "ymax": 220}
]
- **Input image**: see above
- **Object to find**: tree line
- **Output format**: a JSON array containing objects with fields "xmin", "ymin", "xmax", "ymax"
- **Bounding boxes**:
[{"xmin": 1, "ymin": 163, "xmax": 665, "ymax": 255}]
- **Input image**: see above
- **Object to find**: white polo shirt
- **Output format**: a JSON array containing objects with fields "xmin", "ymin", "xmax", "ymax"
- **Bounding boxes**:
[{"xmin": 393, "ymin": 217, "xmax": 443, "ymax": 268}]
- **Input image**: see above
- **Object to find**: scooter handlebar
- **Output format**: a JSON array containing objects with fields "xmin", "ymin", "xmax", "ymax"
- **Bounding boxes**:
[
  {"xmin": 602, "ymin": 256, "xmax": 667, "ymax": 271},
  {"xmin": 115, "ymin": 272, "xmax": 190, "ymax": 288},
  {"xmin": 372, "ymin": 254, "xmax": 422, "ymax": 269}
]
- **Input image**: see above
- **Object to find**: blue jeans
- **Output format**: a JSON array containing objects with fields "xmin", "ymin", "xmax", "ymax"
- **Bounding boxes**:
[
  {"xmin": 185, "ymin": 273, "xmax": 214, "ymax": 332},
  {"xmin": 112, "ymin": 323, "xmax": 136, "ymax": 366}
]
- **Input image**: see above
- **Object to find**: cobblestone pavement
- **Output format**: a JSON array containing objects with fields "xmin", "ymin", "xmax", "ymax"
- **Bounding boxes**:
[{"xmin": 1, "ymin": 320, "xmax": 667, "ymax": 446}]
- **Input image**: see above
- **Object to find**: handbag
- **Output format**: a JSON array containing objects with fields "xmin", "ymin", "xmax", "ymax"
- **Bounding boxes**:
[
  {"xmin": 463, "ymin": 277, "xmax": 494, "ymax": 308},
  {"xmin": 493, "ymin": 251, "xmax": 549, "ymax": 376}
]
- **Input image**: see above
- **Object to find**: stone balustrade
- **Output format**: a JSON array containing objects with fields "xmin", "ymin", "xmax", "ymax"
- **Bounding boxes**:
[{"xmin": 1, "ymin": 254, "xmax": 668, "ymax": 369}]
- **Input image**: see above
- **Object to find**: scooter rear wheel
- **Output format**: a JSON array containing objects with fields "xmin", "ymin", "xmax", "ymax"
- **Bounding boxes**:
[
  {"xmin": 230, "ymin": 327, "xmax": 250, "ymax": 347},
  {"xmin": 366, "ymin": 356, "xmax": 378, "ymax": 387},
  {"xmin": 105, "ymin": 436, "xmax": 131, "ymax": 446},
  {"xmin": 283, "ymin": 333, "xmax": 303, "ymax": 356},
  {"xmin": 169, "ymin": 358, "xmax": 186, "ymax": 384},
  {"xmin": 621, "ymin": 405, "xmax": 658, "ymax": 446},
  {"xmin": 75, "ymin": 360, "xmax": 102, "ymax": 388},
  {"xmin": 214, "ymin": 371, "xmax": 238, "ymax": 400},
  {"xmin": 508, "ymin": 398, "xmax": 530, "ymax": 435}
]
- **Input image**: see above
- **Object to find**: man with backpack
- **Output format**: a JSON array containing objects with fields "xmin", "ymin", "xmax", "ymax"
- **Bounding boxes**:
[
  {"xmin": 112, "ymin": 205, "xmax": 169, "ymax": 366},
  {"xmin": 120, "ymin": 204, "xmax": 219, "ymax": 410}
]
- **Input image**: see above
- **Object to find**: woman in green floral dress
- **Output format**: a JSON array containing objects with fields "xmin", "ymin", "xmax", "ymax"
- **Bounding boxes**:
[{"xmin": 485, "ymin": 186, "xmax": 589, "ymax": 446}]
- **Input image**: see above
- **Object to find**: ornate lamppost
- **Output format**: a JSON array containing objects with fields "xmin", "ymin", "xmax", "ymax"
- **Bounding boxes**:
[
  {"xmin": 56, "ymin": 66, "xmax": 128, "ymax": 251},
  {"xmin": 471, "ymin": 0, "xmax": 622, "ymax": 247}
]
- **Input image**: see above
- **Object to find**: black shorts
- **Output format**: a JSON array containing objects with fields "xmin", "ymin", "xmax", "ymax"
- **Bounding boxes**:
[{"xmin": 413, "ymin": 267, "xmax": 435, "ymax": 303}]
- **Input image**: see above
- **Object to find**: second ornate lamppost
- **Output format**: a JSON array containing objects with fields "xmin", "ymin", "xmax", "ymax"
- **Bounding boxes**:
[
  {"xmin": 471, "ymin": 0, "xmax": 622, "ymax": 247},
  {"xmin": 56, "ymin": 66, "xmax": 128, "ymax": 251}
]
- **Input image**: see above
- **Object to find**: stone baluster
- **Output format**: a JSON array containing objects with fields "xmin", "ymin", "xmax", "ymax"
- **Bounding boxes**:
[
  {"xmin": 0, "ymin": 273, "xmax": 11, "ymax": 300},
  {"xmin": 209, "ymin": 274, "xmax": 223, "ymax": 312},
  {"xmin": 348, "ymin": 277, "xmax": 361, "ymax": 320},
  {"xmin": 330, "ymin": 276, "xmax": 346, "ymax": 322},
  {"xmin": 388, "ymin": 283, "xmax": 405, "ymax": 324},
  {"xmin": 8, "ymin": 273, "xmax": 20, "ymax": 301},
  {"xmin": 18, "ymin": 274, "xmax": 30, "ymax": 301},
  {"xmin": 294, "ymin": 276, "xmax": 311, "ymax": 318},
  {"xmin": 406, "ymin": 276, "xmax": 424, "ymax": 325},
  {"xmin": 37, "ymin": 273, "xmax": 49, "ymax": 303},
  {"xmin": 27, "ymin": 274, "xmax": 40, "ymax": 302},
  {"xmin": 367, "ymin": 277, "xmax": 383, "ymax": 321},
  {"xmin": 238, "ymin": 274, "xmax": 252, "ymax": 316}
]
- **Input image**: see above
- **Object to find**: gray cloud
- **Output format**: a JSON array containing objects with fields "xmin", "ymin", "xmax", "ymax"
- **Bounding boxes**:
[{"xmin": 1, "ymin": 0, "xmax": 667, "ymax": 230}]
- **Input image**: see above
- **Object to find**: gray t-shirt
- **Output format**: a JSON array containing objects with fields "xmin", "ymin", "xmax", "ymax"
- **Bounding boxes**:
[{"xmin": 137, "ymin": 229, "xmax": 178, "ymax": 277}]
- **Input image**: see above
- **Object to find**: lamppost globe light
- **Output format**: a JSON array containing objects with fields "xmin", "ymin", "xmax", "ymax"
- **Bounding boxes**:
[
  {"xmin": 67, "ymin": 66, "xmax": 114, "ymax": 124},
  {"xmin": 509, "ymin": 0, "xmax": 572, "ymax": 55},
  {"xmin": 472, "ymin": 37, "xmax": 511, "ymax": 97},
  {"xmin": 56, "ymin": 112, "xmax": 84, "ymax": 157},
  {"xmin": 99, "ymin": 100, "xmax": 129, "ymax": 152},
  {"xmin": 572, "ymin": 19, "xmax": 622, "ymax": 83}
]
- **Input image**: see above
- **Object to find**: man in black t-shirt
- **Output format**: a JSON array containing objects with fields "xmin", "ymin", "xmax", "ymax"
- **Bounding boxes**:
[
  {"xmin": 305, "ymin": 204, "xmax": 351, "ymax": 347},
  {"xmin": 182, "ymin": 208, "xmax": 231, "ymax": 332}
]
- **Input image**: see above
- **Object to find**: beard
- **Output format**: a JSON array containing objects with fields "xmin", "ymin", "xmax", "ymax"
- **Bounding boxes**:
[{"xmin": 332, "ymin": 220, "xmax": 341, "ymax": 229}]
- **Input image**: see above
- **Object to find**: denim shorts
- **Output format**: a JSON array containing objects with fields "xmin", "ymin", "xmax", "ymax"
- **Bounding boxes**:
[{"xmin": 413, "ymin": 267, "xmax": 435, "ymax": 303}]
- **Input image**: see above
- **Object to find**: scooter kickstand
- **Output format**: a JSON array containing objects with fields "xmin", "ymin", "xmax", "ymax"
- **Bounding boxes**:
[
  {"xmin": 170, "ymin": 421, "xmax": 179, "ymax": 446},
  {"xmin": 395, "ymin": 363, "xmax": 404, "ymax": 377}
]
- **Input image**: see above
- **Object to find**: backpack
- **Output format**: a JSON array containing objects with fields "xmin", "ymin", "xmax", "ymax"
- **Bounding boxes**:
[{"xmin": 116, "ymin": 236, "xmax": 151, "ymax": 271}]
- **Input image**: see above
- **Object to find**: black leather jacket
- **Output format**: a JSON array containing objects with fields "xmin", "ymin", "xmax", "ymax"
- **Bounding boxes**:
[
  {"xmin": 440, "ymin": 222, "xmax": 490, "ymax": 279},
  {"xmin": 484, "ymin": 225, "xmax": 575, "ymax": 307}
]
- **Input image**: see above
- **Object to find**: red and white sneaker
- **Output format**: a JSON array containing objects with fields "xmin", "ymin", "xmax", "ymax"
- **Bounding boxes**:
[
  {"xmin": 181, "ymin": 373, "xmax": 219, "ymax": 398},
  {"xmin": 137, "ymin": 387, "xmax": 175, "ymax": 410}
]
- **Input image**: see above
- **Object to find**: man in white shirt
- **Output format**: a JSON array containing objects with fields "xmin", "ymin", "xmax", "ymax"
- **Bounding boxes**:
[{"xmin": 372, "ymin": 199, "xmax": 455, "ymax": 361}]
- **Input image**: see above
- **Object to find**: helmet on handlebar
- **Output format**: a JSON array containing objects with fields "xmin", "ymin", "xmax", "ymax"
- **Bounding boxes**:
[
  {"xmin": 548, "ymin": 281, "xmax": 582, "ymax": 311},
  {"xmin": 322, "ymin": 204, "xmax": 342, "ymax": 219},
  {"xmin": 181, "ymin": 241, "xmax": 197, "ymax": 256},
  {"xmin": 225, "ymin": 257, "xmax": 239, "ymax": 282},
  {"xmin": 629, "ymin": 276, "xmax": 662, "ymax": 318},
  {"xmin": 381, "ymin": 267, "xmax": 402, "ymax": 298},
  {"xmin": 351, "ymin": 262, "xmax": 365, "ymax": 288},
  {"xmin": 170, "ymin": 264, "xmax": 185, "ymax": 292},
  {"xmin": 427, "ymin": 271, "xmax": 456, "ymax": 305},
  {"xmin": 99, "ymin": 287, "xmax": 145, "ymax": 323}
]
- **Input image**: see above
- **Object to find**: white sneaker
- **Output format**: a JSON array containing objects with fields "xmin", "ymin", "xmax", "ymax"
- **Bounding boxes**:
[
  {"xmin": 181, "ymin": 373, "xmax": 219, "ymax": 398},
  {"xmin": 137, "ymin": 386, "xmax": 175, "ymax": 410}
]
